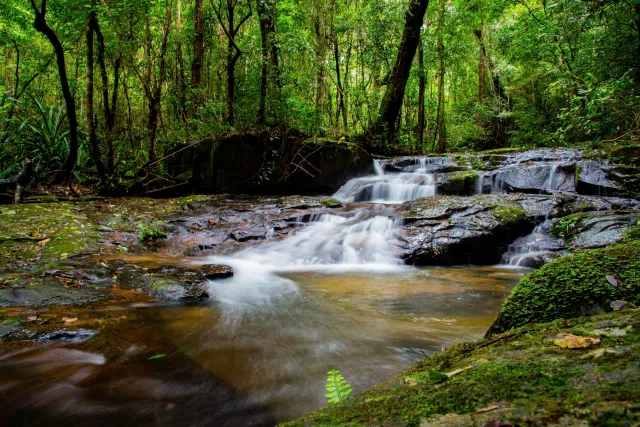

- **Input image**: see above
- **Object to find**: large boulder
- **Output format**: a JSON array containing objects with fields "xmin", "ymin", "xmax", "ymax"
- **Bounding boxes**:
[
  {"xmin": 397, "ymin": 195, "xmax": 534, "ymax": 265},
  {"xmin": 189, "ymin": 134, "xmax": 372, "ymax": 195},
  {"xmin": 487, "ymin": 239, "xmax": 640, "ymax": 335}
]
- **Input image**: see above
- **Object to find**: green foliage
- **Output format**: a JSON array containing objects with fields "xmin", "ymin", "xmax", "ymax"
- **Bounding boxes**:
[
  {"xmin": 551, "ymin": 213, "xmax": 590, "ymax": 240},
  {"xmin": 138, "ymin": 223, "xmax": 167, "ymax": 241},
  {"xmin": 325, "ymin": 370, "xmax": 353, "ymax": 404}
]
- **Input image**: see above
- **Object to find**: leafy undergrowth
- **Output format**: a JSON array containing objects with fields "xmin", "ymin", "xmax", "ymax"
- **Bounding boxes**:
[
  {"xmin": 283, "ymin": 309, "xmax": 640, "ymax": 427},
  {"xmin": 488, "ymin": 239, "xmax": 640, "ymax": 335}
]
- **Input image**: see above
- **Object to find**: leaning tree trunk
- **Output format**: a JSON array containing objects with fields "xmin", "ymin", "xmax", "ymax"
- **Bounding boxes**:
[
  {"xmin": 373, "ymin": 0, "xmax": 429, "ymax": 142},
  {"xmin": 30, "ymin": 0, "xmax": 79, "ymax": 182},
  {"xmin": 93, "ymin": 14, "xmax": 117, "ymax": 172}
]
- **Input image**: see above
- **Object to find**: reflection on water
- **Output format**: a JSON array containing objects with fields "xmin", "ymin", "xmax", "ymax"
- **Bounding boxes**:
[
  {"xmin": 162, "ymin": 266, "xmax": 525, "ymax": 421},
  {"xmin": 0, "ymin": 266, "xmax": 525, "ymax": 425}
]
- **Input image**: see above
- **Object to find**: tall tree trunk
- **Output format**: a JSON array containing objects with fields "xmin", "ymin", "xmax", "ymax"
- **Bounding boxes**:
[
  {"xmin": 416, "ymin": 36, "xmax": 425, "ymax": 151},
  {"xmin": 475, "ymin": 25, "xmax": 487, "ymax": 101},
  {"xmin": 373, "ymin": 0, "xmax": 429, "ymax": 142},
  {"xmin": 86, "ymin": 11, "xmax": 108, "ymax": 177},
  {"xmin": 176, "ymin": 0, "xmax": 187, "ymax": 122},
  {"xmin": 330, "ymin": 0, "xmax": 347, "ymax": 131},
  {"xmin": 93, "ymin": 14, "xmax": 116, "ymax": 172},
  {"xmin": 191, "ymin": 0, "xmax": 204, "ymax": 89},
  {"xmin": 434, "ymin": 0, "xmax": 446, "ymax": 153},
  {"xmin": 314, "ymin": 6, "xmax": 327, "ymax": 127},
  {"xmin": 188, "ymin": 0, "xmax": 204, "ymax": 119},
  {"xmin": 257, "ymin": 0, "xmax": 269, "ymax": 124},
  {"xmin": 29, "ymin": 0, "xmax": 79, "ymax": 182}
]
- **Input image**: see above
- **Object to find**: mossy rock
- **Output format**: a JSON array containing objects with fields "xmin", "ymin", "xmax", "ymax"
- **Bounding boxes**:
[
  {"xmin": 487, "ymin": 240, "xmax": 640, "ymax": 336},
  {"xmin": 490, "ymin": 205, "xmax": 526, "ymax": 226},
  {"xmin": 320, "ymin": 198, "xmax": 343, "ymax": 208},
  {"xmin": 437, "ymin": 171, "xmax": 478, "ymax": 195},
  {"xmin": 284, "ymin": 309, "xmax": 640, "ymax": 426}
]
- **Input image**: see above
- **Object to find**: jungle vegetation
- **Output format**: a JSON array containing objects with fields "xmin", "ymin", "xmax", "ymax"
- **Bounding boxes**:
[{"xmin": 0, "ymin": 0, "xmax": 639, "ymax": 186}]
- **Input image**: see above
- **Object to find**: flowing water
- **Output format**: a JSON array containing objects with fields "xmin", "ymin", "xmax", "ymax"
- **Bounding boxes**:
[{"xmin": 0, "ymin": 161, "xmax": 532, "ymax": 425}]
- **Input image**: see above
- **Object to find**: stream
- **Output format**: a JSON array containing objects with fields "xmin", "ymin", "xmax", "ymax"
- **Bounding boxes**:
[{"xmin": 7, "ymin": 150, "xmax": 622, "ymax": 425}]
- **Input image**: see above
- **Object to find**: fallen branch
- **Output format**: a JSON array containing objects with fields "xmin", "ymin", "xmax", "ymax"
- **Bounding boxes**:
[
  {"xmin": 0, "ymin": 159, "xmax": 34, "ymax": 203},
  {"xmin": 475, "ymin": 330, "xmax": 527, "ymax": 350}
]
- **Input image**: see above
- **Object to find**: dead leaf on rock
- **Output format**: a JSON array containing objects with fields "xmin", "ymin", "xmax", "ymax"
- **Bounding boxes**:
[
  {"xmin": 62, "ymin": 317, "xmax": 78, "ymax": 323},
  {"xmin": 553, "ymin": 334, "xmax": 601, "ymax": 349}
]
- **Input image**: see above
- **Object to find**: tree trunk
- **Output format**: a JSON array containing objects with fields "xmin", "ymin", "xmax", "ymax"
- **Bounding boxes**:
[
  {"xmin": 314, "ymin": 8, "xmax": 327, "ymax": 126},
  {"xmin": 93, "ymin": 13, "xmax": 116, "ymax": 172},
  {"xmin": 435, "ymin": 0, "xmax": 446, "ymax": 153},
  {"xmin": 475, "ymin": 26, "xmax": 487, "ymax": 101},
  {"xmin": 416, "ymin": 37, "xmax": 425, "ymax": 150},
  {"xmin": 86, "ymin": 11, "xmax": 108, "ymax": 177},
  {"xmin": 257, "ymin": 0, "xmax": 269, "ymax": 124},
  {"xmin": 373, "ymin": 0, "xmax": 429, "ymax": 141},
  {"xmin": 331, "ymin": 0, "xmax": 347, "ymax": 131},
  {"xmin": 30, "ymin": 0, "xmax": 79, "ymax": 182},
  {"xmin": 191, "ymin": 0, "xmax": 204, "ymax": 90}
]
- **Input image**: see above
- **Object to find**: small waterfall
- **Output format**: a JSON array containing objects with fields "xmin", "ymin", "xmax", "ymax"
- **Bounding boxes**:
[
  {"xmin": 373, "ymin": 160, "xmax": 385, "ymax": 176},
  {"xmin": 333, "ymin": 160, "xmax": 436, "ymax": 203},
  {"xmin": 544, "ymin": 164, "xmax": 559, "ymax": 192},
  {"xmin": 501, "ymin": 223, "xmax": 559, "ymax": 268}
]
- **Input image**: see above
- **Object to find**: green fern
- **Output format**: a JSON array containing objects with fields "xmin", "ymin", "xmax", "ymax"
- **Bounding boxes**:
[{"xmin": 325, "ymin": 370, "xmax": 353, "ymax": 404}]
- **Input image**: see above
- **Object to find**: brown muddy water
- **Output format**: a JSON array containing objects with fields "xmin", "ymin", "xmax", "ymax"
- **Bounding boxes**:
[{"xmin": 0, "ymin": 265, "xmax": 526, "ymax": 425}]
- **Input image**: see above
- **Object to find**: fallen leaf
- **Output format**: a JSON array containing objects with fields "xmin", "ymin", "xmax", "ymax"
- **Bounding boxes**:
[
  {"xmin": 553, "ymin": 334, "xmax": 601, "ymax": 349},
  {"xmin": 62, "ymin": 317, "xmax": 78, "ymax": 323},
  {"xmin": 606, "ymin": 275, "xmax": 618, "ymax": 287},
  {"xmin": 404, "ymin": 377, "xmax": 418, "ymax": 386},
  {"xmin": 36, "ymin": 238, "xmax": 51, "ymax": 246},
  {"xmin": 28, "ymin": 316, "xmax": 38, "ymax": 321}
]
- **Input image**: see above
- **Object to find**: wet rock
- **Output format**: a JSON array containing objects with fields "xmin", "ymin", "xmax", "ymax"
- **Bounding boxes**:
[
  {"xmin": 35, "ymin": 328, "xmax": 97, "ymax": 344},
  {"xmin": 201, "ymin": 264, "xmax": 234, "ymax": 280},
  {"xmin": 231, "ymin": 228, "xmax": 269, "ymax": 242},
  {"xmin": 378, "ymin": 156, "xmax": 458, "ymax": 173},
  {"xmin": 570, "ymin": 211, "xmax": 640, "ymax": 249},
  {"xmin": 190, "ymin": 133, "xmax": 372, "ymax": 195},
  {"xmin": 577, "ymin": 160, "xmax": 619, "ymax": 195},
  {"xmin": 398, "ymin": 195, "xmax": 534, "ymax": 265},
  {"xmin": 150, "ymin": 279, "xmax": 209, "ymax": 300},
  {"xmin": 436, "ymin": 171, "xmax": 478, "ymax": 195}
]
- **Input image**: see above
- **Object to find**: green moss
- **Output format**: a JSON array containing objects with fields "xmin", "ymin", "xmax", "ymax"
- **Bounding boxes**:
[
  {"xmin": 479, "ymin": 148, "xmax": 523, "ymax": 155},
  {"xmin": 449, "ymin": 170, "xmax": 478, "ymax": 185},
  {"xmin": 320, "ymin": 198, "xmax": 343, "ymax": 208},
  {"xmin": 283, "ymin": 309, "xmax": 640, "ymax": 427},
  {"xmin": 490, "ymin": 206, "xmax": 527, "ymax": 225},
  {"xmin": 551, "ymin": 212, "xmax": 591, "ymax": 240},
  {"xmin": 488, "ymin": 240, "xmax": 640, "ymax": 335}
]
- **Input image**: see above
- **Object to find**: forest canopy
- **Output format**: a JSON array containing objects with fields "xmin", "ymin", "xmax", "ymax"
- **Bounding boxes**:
[{"xmin": 0, "ymin": 0, "xmax": 639, "ymax": 186}]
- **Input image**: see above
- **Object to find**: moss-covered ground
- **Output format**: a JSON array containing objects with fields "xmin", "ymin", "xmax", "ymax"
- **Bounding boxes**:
[{"xmin": 284, "ymin": 308, "xmax": 640, "ymax": 427}]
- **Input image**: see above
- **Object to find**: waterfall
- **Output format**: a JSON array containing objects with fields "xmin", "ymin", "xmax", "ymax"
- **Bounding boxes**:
[
  {"xmin": 373, "ymin": 160, "xmax": 385, "ymax": 176},
  {"xmin": 333, "ymin": 160, "xmax": 436, "ymax": 203},
  {"xmin": 544, "ymin": 164, "xmax": 559, "ymax": 192},
  {"xmin": 500, "ymin": 222, "xmax": 560, "ymax": 268}
]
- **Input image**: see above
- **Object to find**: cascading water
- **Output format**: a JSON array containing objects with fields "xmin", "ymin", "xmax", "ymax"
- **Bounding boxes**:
[
  {"xmin": 500, "ymin": 222, "xmax": 562, "ymax": 268},
  {"xmin": 333, "ymin": 158, "xmax": 436, "ymax": 203}
]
